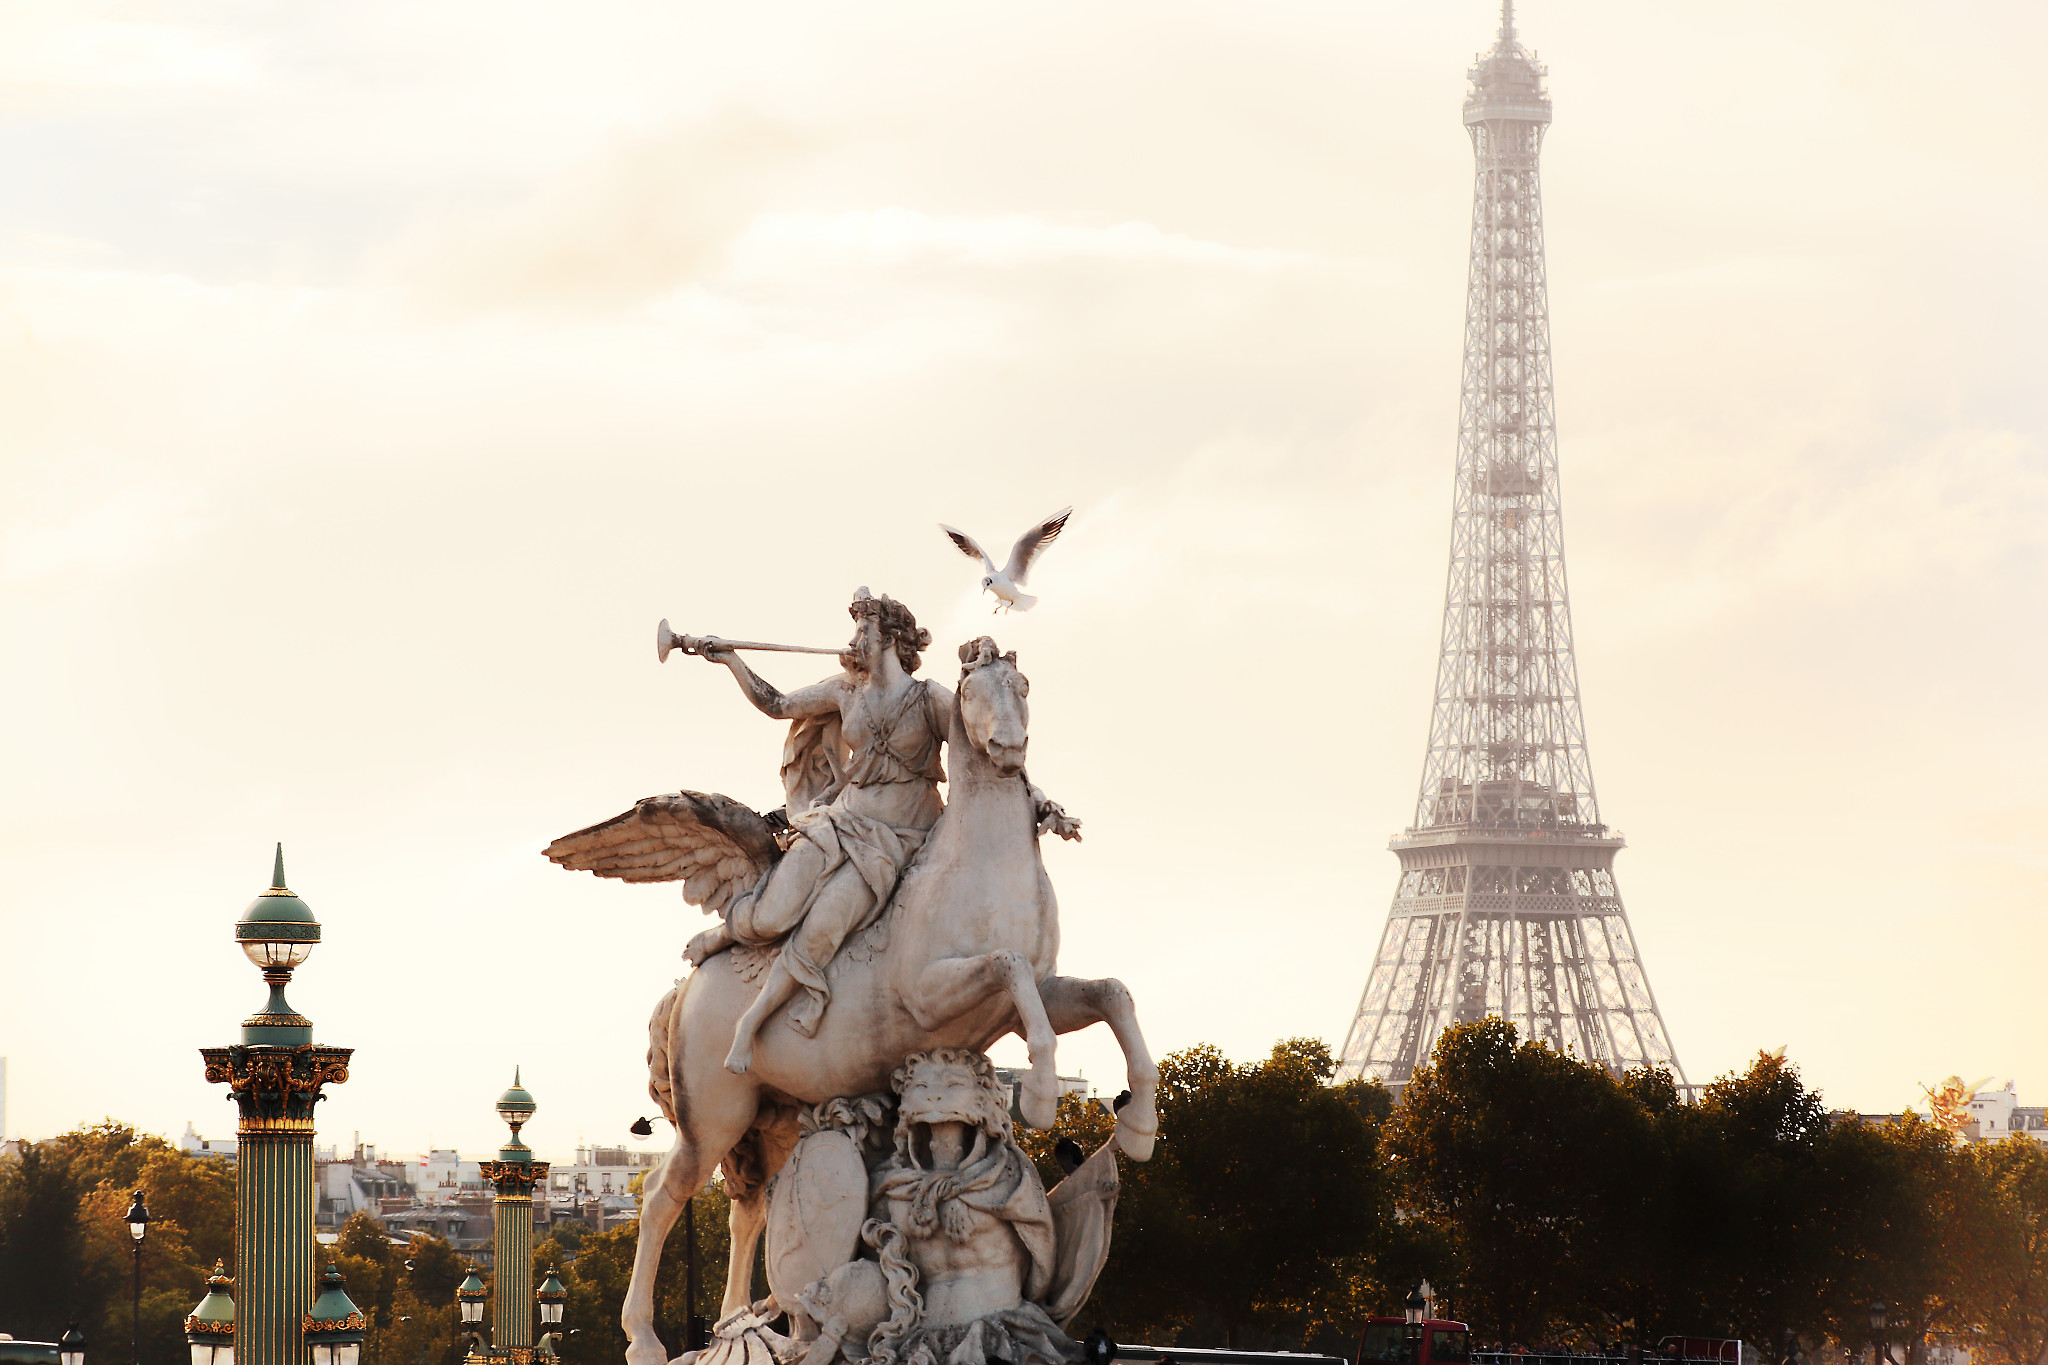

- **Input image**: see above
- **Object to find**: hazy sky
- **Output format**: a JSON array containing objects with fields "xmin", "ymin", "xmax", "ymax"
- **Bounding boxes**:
[{"xmin": 2, "ymin": 0, "xmax": 2043, "ymax": 1160}]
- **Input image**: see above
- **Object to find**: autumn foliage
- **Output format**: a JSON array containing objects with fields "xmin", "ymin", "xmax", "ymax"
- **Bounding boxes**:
[{"xmin": 6, "ymin": 1032, "xmax": 2047, "ymax": 1365}]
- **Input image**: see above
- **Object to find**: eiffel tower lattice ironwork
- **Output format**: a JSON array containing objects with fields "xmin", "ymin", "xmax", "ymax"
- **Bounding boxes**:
[{"xmin": 1336, "ymin": 1, "xmax": 1686, "ymax": 1088}]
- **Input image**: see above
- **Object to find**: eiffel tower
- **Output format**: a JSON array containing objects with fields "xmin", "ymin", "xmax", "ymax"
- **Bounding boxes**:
[{"xmin": 1336, "ymin": 2, "xmax": 1686, "ymax": 1088}]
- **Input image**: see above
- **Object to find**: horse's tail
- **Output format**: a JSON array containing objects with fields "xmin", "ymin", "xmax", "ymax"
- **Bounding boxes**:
[{"xmin": 646, "ymin": 978, "xmax": 685, "ymax": 1127}]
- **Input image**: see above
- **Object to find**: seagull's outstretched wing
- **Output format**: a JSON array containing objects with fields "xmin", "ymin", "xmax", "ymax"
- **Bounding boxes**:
[
  {"xmin": 1003, "ymin": 506, "xmax": 1072, "ymax": 585},
  {"xmin": 939, "ymin": 523, "xmax": 996, "ymax": 572},
  {"xmin": 545, "ymin": 791, "xmax": 778, "ymax": 914}
]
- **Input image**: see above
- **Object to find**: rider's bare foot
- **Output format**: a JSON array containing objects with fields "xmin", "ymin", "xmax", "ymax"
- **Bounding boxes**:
[{"xmin": 724, "ymin": 1036, "xmax": 755, "ymax": 1075}]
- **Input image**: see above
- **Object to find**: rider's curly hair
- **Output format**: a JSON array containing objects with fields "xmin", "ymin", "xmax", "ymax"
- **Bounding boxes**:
[{"xmin": 850, "ymin": 588, "xmax": 931, "ymax": 673}]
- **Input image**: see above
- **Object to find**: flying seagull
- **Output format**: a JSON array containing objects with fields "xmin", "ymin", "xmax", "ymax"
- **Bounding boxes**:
[{"xmin": 939, "ymin": 506, "xmax": 1072, "ymax": 613}]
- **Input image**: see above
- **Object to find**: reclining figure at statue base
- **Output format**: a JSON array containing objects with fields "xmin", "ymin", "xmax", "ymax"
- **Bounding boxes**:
[{"xmin": 688, "ymin": 1050, "xmax": 1121, "ymax": 1365}]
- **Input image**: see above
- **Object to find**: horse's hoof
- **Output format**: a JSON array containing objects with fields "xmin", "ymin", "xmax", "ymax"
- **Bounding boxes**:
[
  {"xmin": 1115, "ymin": 1122, "xmax": 1157, "ymax": 1161},
  {"xmin": 1115, "ymin": 1098, "xmax": 1159, "ymax": 1160},
  {"xmin": 1020, "ymin": 1074, "xmax": 1058, "ymax": 1130},
  {"xmin": 626, "ymin": 1340, "xmax": 669, "ymax": 1365}
]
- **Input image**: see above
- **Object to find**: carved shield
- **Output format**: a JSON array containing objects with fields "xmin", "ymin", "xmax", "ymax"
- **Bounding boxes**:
[{"xmin": 764, "ymin": 1128, "xmax": 869, "ymax": 1309}]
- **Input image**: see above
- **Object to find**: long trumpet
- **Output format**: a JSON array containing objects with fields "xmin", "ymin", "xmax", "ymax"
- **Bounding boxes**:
[{"xmin": 656, "ymin": 618, "xmax": 846, "ymax": 664}]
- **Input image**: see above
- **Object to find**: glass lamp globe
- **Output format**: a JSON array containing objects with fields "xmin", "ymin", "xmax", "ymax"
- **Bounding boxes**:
[
  {"xmin": 59, "ymin": 1323, "xmax": 86, "ymax": 1365},
  {"xmin": 497, "ymin": 1069, "xmax": 538, "ymax": 1139}
]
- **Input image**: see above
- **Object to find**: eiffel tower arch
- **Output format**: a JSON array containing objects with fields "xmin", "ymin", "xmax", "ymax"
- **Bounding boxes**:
[{"xmin": 1336, "ymin": 2, "xmax": 1687, "ymax": 1089}]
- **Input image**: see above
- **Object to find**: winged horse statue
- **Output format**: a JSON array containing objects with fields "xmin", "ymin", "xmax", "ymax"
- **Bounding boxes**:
[{"xmin": 546, "ymin": 622, "xmax": 1159, "ymax": 1365}]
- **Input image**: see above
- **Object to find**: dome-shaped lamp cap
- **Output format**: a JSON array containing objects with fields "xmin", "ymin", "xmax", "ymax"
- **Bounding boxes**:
[
  {"xmin": 185, "ymin": 1260, "xmax": 236, "ymax": 1340},
  {"xmin": 497, "ymin": 1066, "xmax": 538, "ymax": 1121},
  {"xmin": 305, "ymin": 1264, "xmax": 366, "ymax": 1343},
  {"xmin": 236, "ymin": 843, "xmax": 321, "ymax": 944}
]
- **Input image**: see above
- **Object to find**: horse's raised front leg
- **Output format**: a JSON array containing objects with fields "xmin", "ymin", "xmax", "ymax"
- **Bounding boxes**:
[
  {"xmin": 1039, "ymin": 974, "xmax": 1160, "ymax": 1161},
  {"xmin": 625, "ymin": 1138, "xmax": 722, "ymax": 1365},
  {"xmin": 908, "ymin": 950, "xmax": 1060, "ymax": 1129}
]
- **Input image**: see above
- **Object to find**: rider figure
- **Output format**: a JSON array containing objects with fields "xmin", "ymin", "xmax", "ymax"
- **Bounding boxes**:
[{"xmin": 694, "ymin": 589, "xmax": 954, "ymax": 1075}]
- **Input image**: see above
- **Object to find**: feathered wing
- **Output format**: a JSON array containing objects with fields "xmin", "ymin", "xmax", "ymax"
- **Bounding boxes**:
[
  {"xmin": 545, "ymin": 791, "xmax": 778, "ymax": 914},
  {"xmin": 1003, "ymin": 505, "xmax": 1072, "ymax": 585},
  {"xmin": 939, "ymin": 523, "xmax": 996, "ymax": 572}
]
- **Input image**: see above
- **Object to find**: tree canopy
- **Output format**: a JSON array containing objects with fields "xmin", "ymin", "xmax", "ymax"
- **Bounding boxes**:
[{"xmin": 8, "ymin": 1034, "xmax": 2047, "ymax": 1365}]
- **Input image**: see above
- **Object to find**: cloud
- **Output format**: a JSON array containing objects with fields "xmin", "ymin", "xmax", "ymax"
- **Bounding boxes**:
[
  {"xmin": 1583, "ymin": 421, "xmax": 2048, "ymax": 628},
  {"xmin": 0, "ymin": 14, "xmax": 261, "ymax": 92},
  {"xmin": 735, "ymin": 208, "xmax": 1328, "ymax": 274},
  {"xmin": 376, "ymin": 109, "xmax": 812, "ymax": 314},
  {"xmin": 1, "ymin": 478, "xmax": 212, "ymax": 582}
]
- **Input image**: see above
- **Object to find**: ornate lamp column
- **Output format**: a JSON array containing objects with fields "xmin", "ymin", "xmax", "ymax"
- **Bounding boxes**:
[
  {"xmin": 479, "ymin": 1072, "xmax": 549, "ymax": 1361},
  {"xmin": 201, "ymin": 846, "xmax": 352, "ymax": 1365}
]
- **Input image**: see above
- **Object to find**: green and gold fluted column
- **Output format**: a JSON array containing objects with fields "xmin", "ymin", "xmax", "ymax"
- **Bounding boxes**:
[
  {"xmin": 479, "ymin": 1071, "xmax": 548, "ymax": 1358},
  {"xmin": 201, "ymin": 846, "xmax": 352, "ymax": 1365}
]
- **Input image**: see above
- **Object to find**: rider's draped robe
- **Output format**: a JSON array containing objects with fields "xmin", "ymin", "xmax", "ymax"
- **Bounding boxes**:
[{"xmin": 727, "ymin": 678, "xmax": 947, "ymax": 1034}]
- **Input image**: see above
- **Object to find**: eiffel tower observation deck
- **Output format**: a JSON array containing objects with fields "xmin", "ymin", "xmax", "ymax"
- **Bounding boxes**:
[{"xmin": 1336, "ymin": 2, "xmax": 1687, "ymax": 1088}]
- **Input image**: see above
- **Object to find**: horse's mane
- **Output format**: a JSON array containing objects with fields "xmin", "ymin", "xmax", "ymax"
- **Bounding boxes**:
[{"xmin": 957, "ymin": 635, "xmax": 1016, "ymax": 675}]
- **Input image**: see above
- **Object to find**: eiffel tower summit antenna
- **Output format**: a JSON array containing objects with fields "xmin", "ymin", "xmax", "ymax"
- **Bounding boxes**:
[{"xmin": 1336, "ymin": 3, "xmax": 1688, "ymax": 1089}]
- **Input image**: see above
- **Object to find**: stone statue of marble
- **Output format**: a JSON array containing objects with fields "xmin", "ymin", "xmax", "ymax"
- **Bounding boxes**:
[{"xmin": 545, "ymin": 590, "xmax": 1159, "ymax": 1365}]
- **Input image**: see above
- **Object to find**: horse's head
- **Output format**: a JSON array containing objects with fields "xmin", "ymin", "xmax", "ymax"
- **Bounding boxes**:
[{"xmin": 956, "ymin": 636, "xmax": 1029, "ymax": 778}]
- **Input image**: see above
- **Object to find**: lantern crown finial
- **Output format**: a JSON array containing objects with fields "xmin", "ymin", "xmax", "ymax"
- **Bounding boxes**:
[
  {"xmin": 235, "ymin": 843, "xmax": 323, "ymax": 1043},
  {"xmin": 496, "ymin": 1068, "xmax": 538, "ymax": 1157}
]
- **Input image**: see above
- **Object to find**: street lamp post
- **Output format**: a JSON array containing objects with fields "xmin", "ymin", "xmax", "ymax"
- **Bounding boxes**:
[
  {"xmin": 1870, "ymin": 1302, "xmax": 1888, "ymax": 1365},
  {"xmin": 125, "ymin": 1190, "xmax": 153, "ymax": 1365},
  {"xmin": 185, "ymin": 1261, "xmax": 236, "ymax": 1365},
  {"xmin": 200, "ymin": 846, "xmax": 353, "ymax": 1365},
  {"xmin": 478, "ymin": 1072, "xmax": 550, "ymax": 1362},
  {"xmin": 1404, "ymin": 1285, "xmax": 1428, "ymax": 1364}
]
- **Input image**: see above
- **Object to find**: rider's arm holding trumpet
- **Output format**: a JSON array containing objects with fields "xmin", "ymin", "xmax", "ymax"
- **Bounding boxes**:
[
  {"xmin": 698, "ymin": 637, "xmax": 851, "ymax": 722},
  {"xmin": 656, "ymin": 618, "xmax": 853, "ymax": 719}
]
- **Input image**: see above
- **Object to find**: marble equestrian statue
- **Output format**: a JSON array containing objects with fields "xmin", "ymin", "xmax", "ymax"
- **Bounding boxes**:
[{"xmin": 545, "ymin": 588, "xmax": 1160, "ymax": 1365}]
